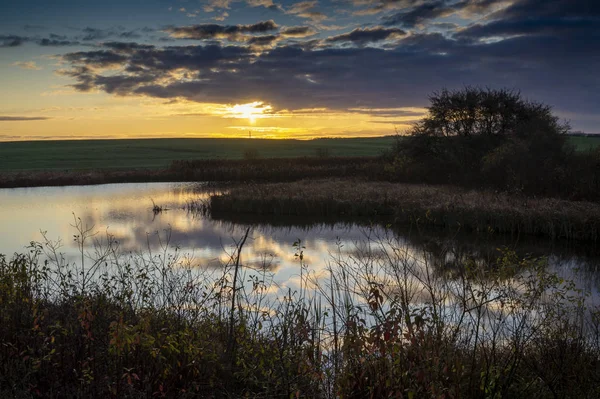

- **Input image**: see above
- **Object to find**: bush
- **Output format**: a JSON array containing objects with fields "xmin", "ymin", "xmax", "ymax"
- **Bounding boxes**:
[
  {"xmin": 387, "ymin": 87, "xmax": 600, "ymax": 199},
  {"xmin": 413, "ymin": 87, "xmax": 569, "ymax": 139}
]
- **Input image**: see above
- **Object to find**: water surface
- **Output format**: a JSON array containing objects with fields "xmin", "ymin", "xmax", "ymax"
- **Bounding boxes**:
[{"xmin": 1, "ymin": 182, "xmax": 599, "ymax": 298}]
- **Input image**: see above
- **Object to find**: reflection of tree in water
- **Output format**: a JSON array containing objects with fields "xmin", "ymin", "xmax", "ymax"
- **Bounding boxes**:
[
  {"xmin": 75, "ymin": 196, "xmax": 600, "ymax": 293},
  {"xmin": 216, "ymin": 214, "xmax": 600, "ymax": 290},
  {"xmin": 418, "ymin": 238, "xmax": 501, "ymax": 279},
  {"xmin": 399, "ymin": 227, "xmax": 600, "ymax": 291}
]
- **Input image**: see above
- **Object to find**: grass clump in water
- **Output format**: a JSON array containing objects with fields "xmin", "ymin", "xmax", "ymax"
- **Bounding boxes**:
[{"xmin": 210, "ymin": 179, "xmax": 600, "ymax": 242}]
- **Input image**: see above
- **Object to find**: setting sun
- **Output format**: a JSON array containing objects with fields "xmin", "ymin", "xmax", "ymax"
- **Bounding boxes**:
[{"xmin": 227, "ymin": 101, "xmax": 273, "ymax": 124}]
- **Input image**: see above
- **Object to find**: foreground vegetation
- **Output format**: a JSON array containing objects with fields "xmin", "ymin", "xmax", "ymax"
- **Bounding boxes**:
[{"xmin": 1, "ymin": 223, "xmax": 599, "ymax": 398}]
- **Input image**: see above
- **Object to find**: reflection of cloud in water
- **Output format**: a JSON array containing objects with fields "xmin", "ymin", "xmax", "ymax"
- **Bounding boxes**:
[
  {"xmin": 72, "ymin": 191, "xmax": 388, "ymax": 283},
  {"xmin": 1, "ymin": 182, "xmax": 600, "ymax": 300}
]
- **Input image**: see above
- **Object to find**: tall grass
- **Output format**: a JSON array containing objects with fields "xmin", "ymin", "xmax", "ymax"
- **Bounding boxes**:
[
  {"xmin": 1, "ymin": 220, "xmax": 600, "ymax": 397},
  {"xmin": 210, "ymin": 179, "xmax": 600, "ymax": 242}
]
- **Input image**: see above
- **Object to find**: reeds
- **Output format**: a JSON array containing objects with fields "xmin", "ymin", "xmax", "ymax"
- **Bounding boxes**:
[{"xmin": 211, "ymin": 179, "xmax": 600, "ymax": 242}]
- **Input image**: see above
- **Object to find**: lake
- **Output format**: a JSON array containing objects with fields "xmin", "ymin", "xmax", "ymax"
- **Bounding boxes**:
[{"xmin": 1, "ymin": 182, "xmax": 599, "ymax": 303}]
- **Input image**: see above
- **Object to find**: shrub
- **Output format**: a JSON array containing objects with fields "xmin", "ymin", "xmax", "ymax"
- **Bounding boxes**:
[
  {"xmin": 413, "ymin": 87, "xmax": 569, "ymax": 139},
  {"xmin": 388, "ymin": 87, "xmax": 600, "ymax": 199}
]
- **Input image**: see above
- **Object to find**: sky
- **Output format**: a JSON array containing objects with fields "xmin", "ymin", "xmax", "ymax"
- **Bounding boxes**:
[{"xmin": 0, "ymin": 0, "xmax": 598, "ymax": 141}]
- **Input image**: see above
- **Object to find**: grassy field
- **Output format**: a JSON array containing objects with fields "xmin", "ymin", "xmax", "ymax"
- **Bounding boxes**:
[
  {"xmin": 1, "ymin": 135, "xmax": 597, "ymax": 172},
  {"xmin": 568, "ymin": 135, "xmax": 600, "ymax": 151},
  {"xmin": 0, "ymin": 136, "xmax": 397, "ymax": 171}
]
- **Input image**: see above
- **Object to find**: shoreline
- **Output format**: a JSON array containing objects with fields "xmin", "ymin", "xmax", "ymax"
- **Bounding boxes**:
[
  {"xmin": 0, "ymin": 169, "xmax": 181, "ymax": 189},
  {"xmin": 0, "ymin": 157, "xmax": 382, "ymax": 189},
  {"xmin": 4, "ymin": 166, "xmax": 599, "ymax": 243}
]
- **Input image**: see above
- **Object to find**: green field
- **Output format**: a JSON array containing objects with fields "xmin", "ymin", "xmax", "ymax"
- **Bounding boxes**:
[
  {"xmin": 567, "ymin": 135, "xmax": 600, "ymax": 151},
  {"xmin": 0, "ymin": 137, "xmax": 397, "ymax": 171},
  {"xmin": 0, "ymin": 135, "xmax": 598, "ymax": 172}
]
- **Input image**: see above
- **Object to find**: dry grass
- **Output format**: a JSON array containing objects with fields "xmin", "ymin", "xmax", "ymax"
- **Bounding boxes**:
[{"xmin": 211, "ymin": 179, "xmax": 600, "ymax": 241}]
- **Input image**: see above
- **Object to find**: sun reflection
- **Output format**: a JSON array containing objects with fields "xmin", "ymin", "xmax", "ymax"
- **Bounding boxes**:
[{"xmin": 227, "ymin": 101, "xmax": 272, "ymax": 123}]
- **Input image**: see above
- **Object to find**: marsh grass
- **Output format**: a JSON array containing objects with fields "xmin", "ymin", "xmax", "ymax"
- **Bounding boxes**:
[
  {"xmin": 150, "ymin": 198, "xmax": 168, "ymax": 215},
  {"xmin": 185, "ymin": 198, "xmax": 211, "ymax": 217},
  {"xmin": 1, "ymin": 221, "xmax": 600, "ymax": 398},
  {"xmin": 210, "ymin": 179, "xmax": 600, "ymax": 242}
]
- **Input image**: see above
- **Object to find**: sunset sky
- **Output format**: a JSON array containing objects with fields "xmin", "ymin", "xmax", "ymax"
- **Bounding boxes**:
[{"xmin": 0, "ymin": 0, "xmax": 598, "ymax": 141}]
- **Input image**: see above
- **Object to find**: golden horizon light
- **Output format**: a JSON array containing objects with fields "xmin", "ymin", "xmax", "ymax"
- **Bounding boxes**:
[{"xmin": 226, "ymin": 101, "xmax": 273, "ymax": 124}]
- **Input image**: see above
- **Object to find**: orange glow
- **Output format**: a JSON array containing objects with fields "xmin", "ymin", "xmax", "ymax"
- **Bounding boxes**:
[
  {"xmin": 227, "ymin": 101, "xmax": 273, "ymax": 123},
  {"xmin": 0, "ymin": 88, "xmax": 426, "ymax": 141}
]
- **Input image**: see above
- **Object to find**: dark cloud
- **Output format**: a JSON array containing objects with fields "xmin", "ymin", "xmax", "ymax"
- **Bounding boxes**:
[
  {"xmin": 378, "ymin": 0, "xmax": 505, "ymax": 26},
  {"xmin": 0, "ymin": 116, "xmax": 51, "ymax": 121},
  {"xmin": 118, "ymin": 31, "xmax": 142, "ymax": 39},
  {"xmin": 280, "ymin": 26, "xmax": 317, "ymax": 37},
  {"xmin": 326, "ymin": 27, "xmax": 406, "ymax": 46},
  {"xmin": 102, "ymin": 42, "xmax": 156, "ymax": 52},
  {"xmin": 165, "ymin": 20, "xmax": 278, "ymax": 41},
  {"xmin": 457, "ymin": 0, "xmax": 600, "ymax": 40},
  {"xmin": 383, "ymin": 1, "xmax": 455, "ymax": 27},
  {"xmin": 488, "ymin": 0, "xmax": 600, "ymax": 20},
  {"xmin": 457, "ymin": 17, "xmax": 600, "ymax": 39},
  {"xmin": 0, "ymin": 27, "xmax": 152, "ymax": 48},
  {"xmin": 81, "ymin": 27, "xmax": 111, "ymax": 41},
  {"xmin": 63, "ymin": 50, "xmax": 129, "ymax": 67},
  {"xmin": 1, "ymin": 33, "xmax": 82, "ymax": 47},
  {"xmin": 93, "ymin": 74, "xmax": 159, "ymax": 95},
  {"xmin": 58, "ymin": 22, "xmax": 600, "ymax": 122},
  {"xmin": 78, "ymin": 26, "xmax": 148, "ymax": 41},
  {"xmin": 0, "ymin": 32, "xmax": 84, "ymax": 48},
  {"xmin": 0, "ymin": 34, "xmax": 27, "ymax": 47},
  {"xmin": 38, "ymin": 38, "xmax": 80, "ymax": 46},
  {"xmin": 247, "ymin": 35, "xmax": 280, "ymax": 47}
]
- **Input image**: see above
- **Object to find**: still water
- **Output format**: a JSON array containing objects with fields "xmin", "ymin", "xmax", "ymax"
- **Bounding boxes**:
[{"xmin": 1, "ymin": 182, "xmax": 599, "ymax": 298}]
